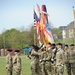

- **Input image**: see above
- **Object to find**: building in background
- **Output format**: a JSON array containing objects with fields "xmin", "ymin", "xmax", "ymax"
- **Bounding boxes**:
[
  {"xmin": 0, "ymin": 48, "xmax": 20, "ymax": 56},
  {"xmin": 62, "ymin": 21, "xmax": 75, "ymax": 41},
  {"xmin": 59, "ymin": 26, "xmax": 67, "ymax": 31}
]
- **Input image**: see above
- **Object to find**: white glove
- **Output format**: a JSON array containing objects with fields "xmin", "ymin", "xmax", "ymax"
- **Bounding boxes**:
[
  {"xmin": 61, "ymin": 64, "xmax": 64, "ymax": 67},
  {"xmin": 42, "ymin": 45, "xmax": 45, "ymax": 48},
  {"xmin": 42, "ymin": 58, "xmax": 46, "ymax": 61},
  {"xmin": 51, "ymin": 58, "xmax": 54, "ymax": 61},
  {"xmin": 39, "ymin": 60, "xmax": 42, "ymax": 62}
]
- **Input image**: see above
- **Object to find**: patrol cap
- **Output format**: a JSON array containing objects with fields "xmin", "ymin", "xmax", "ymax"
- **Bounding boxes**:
[
  {"xmin": 51, "ymin": 43, "xmax": 56, "ymax": 46},
  {"xmin": 15, "ymin": 50, "xmax": 20, "ymax": 52},
  {"xmin": 7, "ymin": 49, "xmax": 12, "ymax": 52},
  {"xmin": 70, "ymin": 44, "xmax": 74, "ymax": 46},
  {"xmin": 57, "ymin": 43, "xmax": 62, "ymax": 46}
]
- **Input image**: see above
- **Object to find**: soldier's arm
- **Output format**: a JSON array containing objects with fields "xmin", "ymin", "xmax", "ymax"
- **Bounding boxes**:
[
  {"xmin": 41, "ymin": 51, "xmax": 46, "ymax": 58},
  {"xmin": 61, "ymin": 50, "xmax": 65, "ymax": 65},
  {"xmin": 6, "ymin": 56, "xmax": 9, "ymax": 64},
  {"xmin": 31, "ymin": 50, "xmax": 41, "ymax": 56},
  {"xmin": 45, "ymin": 51, "xmax": 51, "ymax": 61},
  {"xmin": 13, "ymin": 57, "xmax": 17, "ymax": 64},
  {"xmin": 17, "ymin": 57, "xmax": 21, "ymax": 68},
  {"xmin": 67, "ymin": 50, "xmax": 70, "ymax": 61},
  {"xmin": 9, "ymin": 57, "xmax": 12, "ymax": 64}
]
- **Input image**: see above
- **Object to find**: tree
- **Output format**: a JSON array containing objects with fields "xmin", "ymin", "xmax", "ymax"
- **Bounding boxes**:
[{"xmin": 51, "ymin": 28, "xmax": 62, "ymax": 41}]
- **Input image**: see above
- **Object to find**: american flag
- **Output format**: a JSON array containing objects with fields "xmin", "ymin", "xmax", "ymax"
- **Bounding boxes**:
[
  {"xmin": 34, "ymin": 10, "xmax": 39, "ymax": 29},
  {"xmin": 33, "ymin": 10, "xmax": 42, "ymax": 45}
]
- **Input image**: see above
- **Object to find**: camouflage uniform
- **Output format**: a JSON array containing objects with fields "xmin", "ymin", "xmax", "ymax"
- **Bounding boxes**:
[
  {"xmin": 31, "ymin": 49, "xmax": 40, "ymax": 75},
  {"xmin": 39, "ymin": 49, "xmax": 48, "ymax": 75},
  {"xmin": 13, "ymin": 51, "xmax": 21, "ymax": 75},
  {"xmin": 50, "ymin": 48, "xmax": 57, "ymax": 75},
  {"xmin": 6, "ymin": 50, "xmax": 13, "ymax": 75},
  {"xmin": 68, "ymin": 48, "xmax": 75, "ymax": 75},
  {"xmin": 64, "ymin": 48, "xmax": 70, "ymax": 75},
  {"xmin": 44, "ymin": 47, "xmax": 52, "ymax": 75},
  {"xmin": 55, "ymin": 48, "xmax": 64, "ymax": 75}
]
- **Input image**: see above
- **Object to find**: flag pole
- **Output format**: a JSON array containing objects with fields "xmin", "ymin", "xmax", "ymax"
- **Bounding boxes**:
[
  {"xmin": 33, "ymin": 7, "xmax": 36, "ymax": 45},
  {"xmin": 73, "ymin": 6, "xmax": 75, "ymax": 28},
  {"xmin": 73, "ymin": 6, "xmax": 75, "ymax": 44},
  {"xmin": 34, "ymin": 29, "xmax": 36, "ymax": 45}
]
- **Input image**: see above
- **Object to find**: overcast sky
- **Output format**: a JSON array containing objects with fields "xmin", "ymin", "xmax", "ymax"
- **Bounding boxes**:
[{"xmin": 0, "ymin": 0, "xmax": 75, "ymax": 33}]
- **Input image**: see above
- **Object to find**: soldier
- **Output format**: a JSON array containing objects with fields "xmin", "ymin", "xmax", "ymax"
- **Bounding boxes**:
[
  {"xmin": 13, "ymin": 50, "xmax": 21, "ymax": 75},
  {"xmin": 50, "ymin": 43, "xmax": 57, "ymax": 75},
  {"xmin": 68, "ymin": 44, "xmax": 75, "ymax": 75},
  {"xmin": 64, "ymin": 44, "xmax": 70, "ymax": 75},
  {"xmin": 30, "ymin": 45, "xmax": 40, "ymax": 75},
  {"xmin": 42, "ymin": 42, "xmax": 52, "ymax": 75},
  {"xmin": 39, "ymin": 46, "xmax": 48, "ymax": 75},
  {"xmin": 55, "ymin": 43, "xmax": 64, "ymax": 75},
  {"xmin": 6, "ymin": 49, "xmax": 13, "ymax": 75}
]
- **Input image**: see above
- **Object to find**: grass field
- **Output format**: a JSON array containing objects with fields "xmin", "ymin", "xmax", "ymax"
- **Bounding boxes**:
[
  {"xmin": 0, "ymin": 56, "xmax": 31, "ymax": 75},
  {"xmin": 0, "ymin": 56, "xmax": 67, "ymax": 75}
]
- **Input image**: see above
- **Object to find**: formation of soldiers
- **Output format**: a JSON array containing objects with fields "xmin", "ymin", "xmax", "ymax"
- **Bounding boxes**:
[
  {"xmin": 6, "ymin": 49, "xmax": 21, "ymax": 75},
  {"xmin": 28, "ymin": 43, "xmax": 75, "ymax": 75}
]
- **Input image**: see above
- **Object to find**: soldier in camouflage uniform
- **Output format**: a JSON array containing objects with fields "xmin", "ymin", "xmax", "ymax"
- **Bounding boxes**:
[
  {"xmin": 39, "ymin": 47, "xmax": 48, "ymax": 75},
  {"xmin": 42, "ymin": 42, "xmax": 52, "ymax": 75},
  {"xmin": 55, "ymin": 43, "xmax": 64, "ymax": 75},
  {"xmin": 50, "ymin": 43, "xmax": 57, "ymax": 75},
  {"xmin": 6, "ymin": 49, "xmax": 13, "ymax": 75},
  {"xmin": 68, "ymin": 44, "xmax": 75, "ymax": 75},
  {"xmin": 64, "ymin": 44, "xmax": 70, "ymax": 75},
  {"xmin": 13, "ymin": 50, "xmax": 21, "ymax": 75},
  {"xmin": 30, "ymin": 45, "xmax": 40, "ymax": 75}
]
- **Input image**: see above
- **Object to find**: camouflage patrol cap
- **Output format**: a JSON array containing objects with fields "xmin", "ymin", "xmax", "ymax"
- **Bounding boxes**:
[
  {"xmin": 70, "ymin": 44, "xmax": 74, "ymax": 46},
  {"xmin": 15, "ymin": 50, "xmax": 20, "ymax": 52},
  {"xmin": 7, "ymin": 49, "xmax": 12, "ymax": 52}
]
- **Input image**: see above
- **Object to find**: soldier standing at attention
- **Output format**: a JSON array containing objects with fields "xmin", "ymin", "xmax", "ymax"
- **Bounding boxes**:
[
  {"xmin": 6, "ymin": 49, "xmax": 13, "ymax": 75},
  {"xmin": 56, "ymin": 43, "xmax": 64, "ymax": 75},
  {"xmin": 68, "ymin": 44, "xmax": 75, "ymax": 75},
  {"xmin": 64, "ymin": 44, "xmax": 70, "ymax": 75},
  {"xmin": 13, "ymin": 50, "xmax": 21, "ymax": 75}
]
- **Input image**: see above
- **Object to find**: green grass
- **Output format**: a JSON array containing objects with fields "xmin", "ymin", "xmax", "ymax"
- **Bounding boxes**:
[
  {"xmin": 0, "ymin": 56, "xmax": 31, "ymax": 75},
  {"xmin": 0, "ymin": 56, "xmax": 67, "ymax": 75}
]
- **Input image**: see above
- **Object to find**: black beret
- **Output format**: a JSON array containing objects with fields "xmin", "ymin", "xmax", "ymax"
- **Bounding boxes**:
[
  {"xmin": 51, "ymin": 43, "xmax": 56, "ymax": 46},
  {"xmin": 70, "ymin": 44, "xmax": 74, "ymax": 46},
  {"xmin": 15, "ymin": 50, "xmax": 20, "ymax": 52},
  {"xmin": 7, "ymin": 49, "xmax": 12, "ymax": 52},
  {"xmin": 33, "ymin": 45, "xmax": 40, "ymax": 50},
  {"xmin": 48, "ymin": 42, "xmax": 51, "ymax": 45},
  {"xmin": 57, "ymin": 43, "xmax": 62, "ymax": 46},
  {"xmin": 64, "ymin": 44, "xmax": 68, "ymax": 47},
  {"xmin": 32, "ymin": 44, "xmax": 35, "ymax": 47}
]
